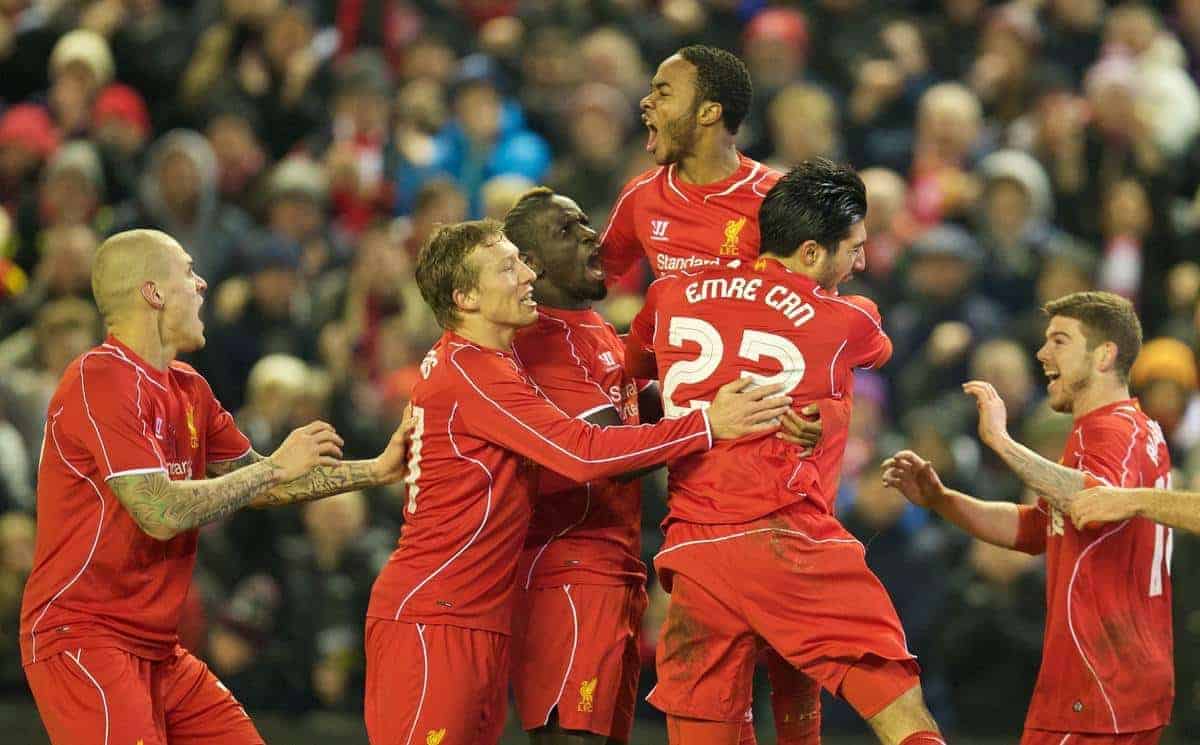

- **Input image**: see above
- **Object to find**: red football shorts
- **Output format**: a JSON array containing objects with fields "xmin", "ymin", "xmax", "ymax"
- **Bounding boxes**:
[
  {"xmin": 364, "ymin": 619, "xmax": 509, "ymax": 745},
  {"xmin": 511, "ymin": 583, "xmax": 647, "ymax": 740},
  {"xmin": 1021, "ymin": 729, "xmax": 1164, "ymax": 745},
  {"xmin": 648, "ymin": 509, "xmax": 919, "ymax": 722},
  {"xmin": 25, "ymin": 645, "xmax": 263, "ymax": 745}
]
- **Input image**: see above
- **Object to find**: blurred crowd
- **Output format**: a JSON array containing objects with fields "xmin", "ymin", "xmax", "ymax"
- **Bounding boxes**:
[{"xmin": 2, "ymin": 0, "xmax": 1200, "ymax": 740}]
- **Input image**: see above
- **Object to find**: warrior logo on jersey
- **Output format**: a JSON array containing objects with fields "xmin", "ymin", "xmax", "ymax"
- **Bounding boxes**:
[
  {"xmin": 721, "ymin": 217, "xmax": 747, "ymax": 256},
  {"xmin": 578, "ymin": 677, "xmax": 598, "ymax": 712},
  {"xmin": 598, "ymin": 351, "xmax": 618, "ymax": 370},
  {"xmin": 426, "ymin": 729, "xmax": 446, "ymax": 745},
  {"xmin": 650, "ymin": 219, "xmax": 670, "ymax": 241}
]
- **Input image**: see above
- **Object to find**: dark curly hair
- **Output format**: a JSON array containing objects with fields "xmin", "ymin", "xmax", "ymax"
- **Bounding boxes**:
[
  {"xmin": 759, "ymin": 158, "xmax": 866, "ymax": 257},
  {"xmin": 678, "ymin": 45, "xmax": 752, "ymax": 135}
]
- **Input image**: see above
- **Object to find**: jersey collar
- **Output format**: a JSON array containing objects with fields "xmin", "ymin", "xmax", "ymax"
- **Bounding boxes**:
[{"xmin": 100, "ymin": 335, "xmax": 170, "ymax": 384}]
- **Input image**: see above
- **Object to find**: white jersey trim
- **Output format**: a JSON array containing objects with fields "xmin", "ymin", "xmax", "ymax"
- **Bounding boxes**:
[
  {"xmin": 65, "ymin": 649, "xmax": 109, "ymax": 745},
  {"xmin": 403, "ymin": 623, "xmax": 429, "ymax": 745},
  {"xmin": 394, "ymin": 404, "xmax": 493, "ymax": 620},
  {"xmin": 30, "ymin": 416, "xmax": 107, "ymax": 662},
  {"xmin": 703, "ymin": 161, "xmax": 761, "ymax": 203},
  {"xmin": 1066, "ymin": 519, "xmax": 1130, "ymax": 733},
  {"xmin": 104, "ymin": 466, "xmax": 168, "ymax": 481},
  {"xmin": 599, "ymin": 169, "xmax": 662, "ymax": 246},
  {"xmin": 449, "ymin": 344, "xmax": 708, "ymax": 468},
  {"xmin": 543, "ymin": 584, "xmax": 580, "ymax": 727}
]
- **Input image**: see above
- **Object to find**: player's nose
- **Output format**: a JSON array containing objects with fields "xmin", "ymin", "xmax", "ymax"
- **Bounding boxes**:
[{"xmin": 196, "ymin": 274, "xmax": 208, "ymax": 294}]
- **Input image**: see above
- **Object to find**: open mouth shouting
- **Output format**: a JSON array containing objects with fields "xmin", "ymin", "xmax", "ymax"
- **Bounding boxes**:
[
  {"xmin": 643, "ymin": 114, "xmax": 659, "ymax": 154},
  {"xmin": 585, "ymin": 250, "xmax": 605, "ymax": 282}
]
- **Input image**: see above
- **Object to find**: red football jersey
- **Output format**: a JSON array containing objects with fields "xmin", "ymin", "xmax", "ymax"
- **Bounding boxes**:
[
  {"xmin": 366, "ymin": 331, "xmax": 712, "ymax": 634},
  {"xmin": 628, "ymin": 258, "xmax": 891, "ymax": 527},
  {"xmin": 20, "ymin": 337, "xmax": 251, "ymax": 665},
  {"xmin": 1014, "ymin": 400, "xmax": 1173, "ymax": 734},
  {"xmin": 511, "ymin": 307, "xmax": 646, "ymax": 590},
  {"xmin": 601, "ymin": 154, "xmax": 782, "ymax": 281}
]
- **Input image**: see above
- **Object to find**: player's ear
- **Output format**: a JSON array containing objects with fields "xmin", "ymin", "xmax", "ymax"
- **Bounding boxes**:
[
  {"xmin": 697, "ymin": 100, "xmax": 723, "ymax": 127},
  {"xmin": 1094, "ymin": 341, "xmax": 1118, "ymax": 374},
  {"xmin": 140, "ymin": 281, "xmax": 165, "ymax": 310},
  {"xmin": 452, "ymin": 286, "xmax": 480, "ymax": 313},
  {"xmin": 800, "ymin": 240, "xmax": 823, "ymax": 268}
]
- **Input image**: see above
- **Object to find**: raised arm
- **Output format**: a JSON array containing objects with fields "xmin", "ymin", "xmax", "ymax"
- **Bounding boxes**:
[
  {"xmin": 110, "ymin": 421, "xmax": 345, "ymax": 540},
  {"xmin": 963, "ymin": 381, "xmax": 1085, "ymax": 512}
]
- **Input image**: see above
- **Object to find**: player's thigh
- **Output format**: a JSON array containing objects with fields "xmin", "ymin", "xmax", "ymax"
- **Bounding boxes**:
[
  {"xmin": 764, "ymin": 648, "xmax": 821, "ymax": 743},
  {"xmin": 514, "ymin": 584, "xmax": 645, "ymax": 740},
  {"xmin": 648, "ymin": 572, "xmax": 758, "ymax": 722},
  {"xmin": 26, "ymin": 647, "xmax": 163, "ymax": 745},
  {"xmin": 158, "ymin": 648, "xmax": 265, "ymax": 745},
  {"xmin": 1021, "ymin": 730, "xmax": 1165, "ymax": 745},
  {"xmin": 559, "ymin": 584, "xmax": 646, "ymax": 740},
  {"xmin": 738, "ymin": 528, "xmax": 915, "ymax": 699},
  {"xmin": 365, "ymin": 619, "xmax": 508, "ymax": 745}
]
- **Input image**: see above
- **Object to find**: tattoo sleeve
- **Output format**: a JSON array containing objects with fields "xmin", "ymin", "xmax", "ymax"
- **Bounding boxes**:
[
  {"xmin": 993, "ymin": 435, "xmax": 1086, "ymax": 511},
  {"xmin": 208, "ymin": 450, "xmax": 379, "ymax": 508},
  {"xmin": 109, "ymin": 460, "xmax": 285, "ymax": 540},
  {"xmin": 249, "ymin": 460, "xmax": 378, "ymax": 508}
]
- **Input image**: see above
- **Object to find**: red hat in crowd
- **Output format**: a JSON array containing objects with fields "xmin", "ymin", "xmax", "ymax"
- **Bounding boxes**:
[
  {"xmin": 92, "ymin": 84, "xmax": 151, "ymax": 139},
  {"xmin": 0, "ymin": 104, "xmax": 60, "ymax": 159},
  {"xmin": 744, "ymin": 8, "xmax": 809, "ymax": 53}
]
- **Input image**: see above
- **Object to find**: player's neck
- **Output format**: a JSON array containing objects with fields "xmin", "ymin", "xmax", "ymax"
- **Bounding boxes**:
[
  {"xmin": 455, "ymin": 318, "xmax": 517, "ymax": 352},
  {"xmin": 676, "ymin": 139, "xmax": 740, "ymax": 185},
  {"xmin": 108, "ymin": 317, "xmax": 177, "ymax": 371},
  {"xmin": 1071, "ymin": 377, "xmax": 1131, "ymax": 421},
  {"xmin": 775, "ymin": 254, "xmax": 833, "ymax": 290}
]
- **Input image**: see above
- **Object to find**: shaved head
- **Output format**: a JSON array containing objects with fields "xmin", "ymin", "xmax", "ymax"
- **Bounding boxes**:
[{"xmin": 91, "ymin": 229, "xmax": 177, "ymax": 322}]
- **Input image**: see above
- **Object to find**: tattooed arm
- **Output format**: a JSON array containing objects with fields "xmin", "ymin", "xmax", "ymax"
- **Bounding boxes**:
[
  {"xmin": 110, "ymin": 460, "xmax": 287, "ymax": 540},
  {"xmin": 964, "ymin": 380, "xmax": 1083, "ymax": 512},
  {"xmin": 207, "ymin": 413, "xmax": 413, "ymax": 508},
  {"xmin": 208, "ymin": 450, "xmax": 381, "ymax": 508},
  {"xmin": 109, "ymin": 420, "xmax": 345, "ymax": 540}
]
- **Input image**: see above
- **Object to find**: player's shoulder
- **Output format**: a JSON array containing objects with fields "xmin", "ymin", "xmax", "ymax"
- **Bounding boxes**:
[
  {"xmin": 442, "ymin": 339, "xmax": 522, "ymax": 385},
  {"xmin": 612, "ymin": 166, "xmax": 666, "ymax": 212},
  {"xmin": 1076, "ymin": 405, "xmax": 1145, "ymax": 444},
  {"xmin": 72, "ymin": 345, "xmax": 137, "ymax": 387},
  {"xmin": 815, "ymin": 290, "xmax": 884, "ymax": 326}
]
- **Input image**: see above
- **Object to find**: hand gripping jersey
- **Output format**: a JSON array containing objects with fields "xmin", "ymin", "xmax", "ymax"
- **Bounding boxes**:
[{"xmin": 366, "ymin": 331, "xmax": 712, "ymax": 634}]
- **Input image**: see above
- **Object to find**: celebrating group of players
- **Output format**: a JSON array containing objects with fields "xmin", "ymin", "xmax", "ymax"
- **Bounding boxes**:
[{"xmin": 16, "ymin": 43, "xmax": 1179, "ymax": 745}]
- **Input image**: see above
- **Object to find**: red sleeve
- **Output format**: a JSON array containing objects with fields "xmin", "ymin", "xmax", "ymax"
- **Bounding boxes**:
[
  {"xmin": 73, "ymin": 356, "xmax": 167, "ymax": 480},
  {"xmin": 1013, "ymin": 502, "xmax": 1049, "ymax": 555},
  {"xmin": 197, "ymin": 375, "xmax": 252, "ymax": 463},
  {"xmin": 1074, "ymin": 416, "xmax": 1140, "ymax": 487},
  {"xmin": 600, "ymin": 173, "xmax": 649, "ymax": 284},
  {"xmin": 842, "ymin": 295, "xmax": 892, "ymax": 369},
  {"xmin": 516, "ymin": 332, "xmax": 615, "ymax": 421},
  {"xmin": 450, "ymin": 348, "xmax": 711, "ymax": 483}
]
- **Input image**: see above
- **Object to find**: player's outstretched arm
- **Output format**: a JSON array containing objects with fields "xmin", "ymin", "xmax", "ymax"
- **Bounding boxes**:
[
  {"xmin": 1071, "ymin": 486, "xmax": 1200, "ymax": 533},
  {"xmin": 110, "ymin": 421, "xmax": 343, "ymax": 540},
  {"xmin": 963, "ymin": 380, "xmax": 1084, "ymax": 512},
  {"xmin": 209, "ymin": 414, "xmax": 416, "ymax": 508},
  {"xmin": 883, "ymin": 450, "xmax": 1024, "ymax": 550}
]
